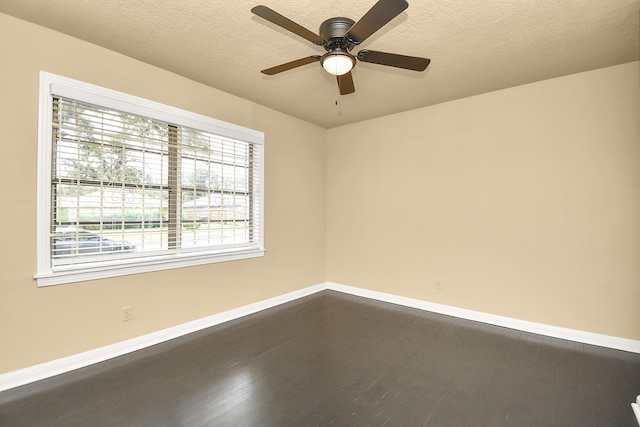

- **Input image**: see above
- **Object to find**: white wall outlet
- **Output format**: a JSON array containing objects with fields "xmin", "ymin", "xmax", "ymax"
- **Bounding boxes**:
[{"xmin": 122, "ymin": 306, "xmax": 133, "ymax": 322}]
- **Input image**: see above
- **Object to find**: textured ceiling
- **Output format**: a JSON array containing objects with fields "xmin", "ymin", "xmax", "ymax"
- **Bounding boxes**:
[{"xmin": 1, "ymin": 0, "xmax": 638, "ymax": 128}]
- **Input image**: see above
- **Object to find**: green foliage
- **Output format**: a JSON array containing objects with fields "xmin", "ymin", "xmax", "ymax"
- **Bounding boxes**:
[
  {"xmin": 57, "ymin": 99, "xmax": 163, "ymax": 192},
  {"xmin": 181, "ymin": 222, "xmax": 202, "ymax": 230}
]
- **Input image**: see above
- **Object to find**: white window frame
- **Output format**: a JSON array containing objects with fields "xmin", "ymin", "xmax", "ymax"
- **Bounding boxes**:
[{"xmin": 35, "ymin": 72, "xmax": 265, "ymax": 286}]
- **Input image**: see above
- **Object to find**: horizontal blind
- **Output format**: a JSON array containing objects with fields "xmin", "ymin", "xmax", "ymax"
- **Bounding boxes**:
[{"xmin": 50, "ymin": 97, "xmax": 262, "ymax": 267}]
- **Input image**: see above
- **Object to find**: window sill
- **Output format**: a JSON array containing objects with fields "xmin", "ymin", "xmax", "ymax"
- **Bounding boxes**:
[{"xmin": 34, "ymin": 248, "xmax": 265, "ymax": 287}]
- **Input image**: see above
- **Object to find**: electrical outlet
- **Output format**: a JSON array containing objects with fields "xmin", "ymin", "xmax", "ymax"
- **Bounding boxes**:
[
  {"xmin": 122, "ymin": 306, "xmax": 133, "ymax": 322},
  {"xmin": 435, "ymin": 280, "xmax": 442, "ymax": 290}
]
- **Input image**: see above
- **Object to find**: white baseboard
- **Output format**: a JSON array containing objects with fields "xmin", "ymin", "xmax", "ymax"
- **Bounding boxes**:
[
  {"xmin": 632, "ymin": 395, "xmax": 640, "ymax": 426},
  {"xmin": 326, "ymin": 282, "xmax": 640, "ymax": 354},
  {"xmin": 0, "ymin": 283, "xmax": 325, "ymax": 393},
  {"xmin": 2, "ymin": 281, "xmax": 639, "ymax": 393}
]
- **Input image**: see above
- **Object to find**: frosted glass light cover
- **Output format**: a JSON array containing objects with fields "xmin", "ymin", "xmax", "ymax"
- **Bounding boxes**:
[{"xmin": 322, "ymin": 54, "xmax": 354, "ymax": 76}]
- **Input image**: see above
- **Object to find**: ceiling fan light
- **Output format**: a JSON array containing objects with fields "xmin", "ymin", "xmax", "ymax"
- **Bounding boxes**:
[{"xmin": 321, "ymin": 52, "xmax": 355, "ymax": 76}]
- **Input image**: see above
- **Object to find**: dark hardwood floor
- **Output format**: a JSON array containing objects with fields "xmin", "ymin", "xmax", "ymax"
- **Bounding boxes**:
[{"xmin": 1, "ymin": 290, "xmax": 639, "ymax": 426}]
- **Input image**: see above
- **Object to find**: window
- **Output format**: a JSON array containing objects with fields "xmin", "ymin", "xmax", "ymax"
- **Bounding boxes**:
[{"xmin": 36, "ymin": 72, "xmax": 264, "ymax": 286}]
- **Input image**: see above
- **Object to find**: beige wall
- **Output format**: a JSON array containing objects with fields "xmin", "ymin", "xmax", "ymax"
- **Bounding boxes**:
[
  {"xmin": 327, "ymin": 61, "xmax": 640, "ymax": 340},
  {"xmin": 0, "ymin": 14, "xmax": 327, "ymax": 374},
  {"xmin": 2, "ymin": 12, "xmax": 639, "ymax": 376}
]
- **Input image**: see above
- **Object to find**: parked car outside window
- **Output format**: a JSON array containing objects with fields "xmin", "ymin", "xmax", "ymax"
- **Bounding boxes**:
[{"xmin": 53, "ymin": 227, "xmax": 136, "ymax": 257}]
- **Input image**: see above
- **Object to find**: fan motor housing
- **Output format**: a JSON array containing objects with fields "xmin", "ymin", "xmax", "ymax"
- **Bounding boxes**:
[{"xmin": 319, "ymin": 17, "xmax": 355, "ymax": 49}]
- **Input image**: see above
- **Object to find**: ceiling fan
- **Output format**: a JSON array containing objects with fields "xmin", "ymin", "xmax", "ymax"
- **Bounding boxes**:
[{"xmin": 251, "ymin": 0, "xmax": 430, "ymax": 95}]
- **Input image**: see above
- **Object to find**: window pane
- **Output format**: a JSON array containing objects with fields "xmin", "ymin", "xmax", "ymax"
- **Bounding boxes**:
[
  {"xmin": 177, "ymin": 127, "xmax": 253, "ymax": 247},
  {"xmin": 50, "ymin": 96, "xmax": 259, "ymax": 268},
  {"xmin": 52, "ymin": 98, "xmax": 171, "ymax": 265}
]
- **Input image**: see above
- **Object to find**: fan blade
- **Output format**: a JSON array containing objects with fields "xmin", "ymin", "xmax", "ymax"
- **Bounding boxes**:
[
  {"xmin": 346, "ymin": 0, "xmax": 408, "ymax": 44},
  {"xmin": 337, "ymin": 72, "xmax": 355, "ymax": 95},
  {"xmin": 357, "ymin": 50, "xmax": 430, "ymax": 71},
  {"xmin": 261, "ymin": 56, "xmax": 320, "ymax": 75},
  {"xmin": 252, "ymin": 6, "xmax": 324, "ymax": 45}
]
